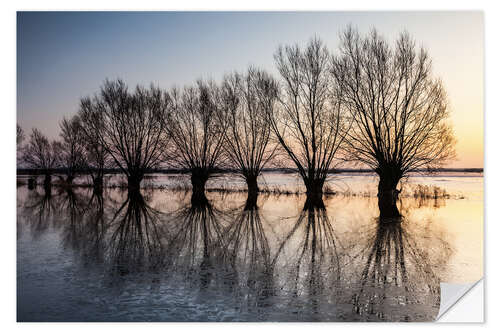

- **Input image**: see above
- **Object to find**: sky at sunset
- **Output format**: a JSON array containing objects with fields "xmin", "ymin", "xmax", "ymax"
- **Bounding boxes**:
[{"xmin": 17, "ymin": 11, "xmax": 483, "ymax": 168}]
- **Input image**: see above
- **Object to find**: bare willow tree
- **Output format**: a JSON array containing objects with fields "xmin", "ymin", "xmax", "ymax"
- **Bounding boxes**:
[
  {"xmin": 54, "ymin": 116, "xmax": 86, "ymax": 184},
  {"xmin": 17, "ymin": 124, "xmax": 25, "ymax": 148},
  {"xmin": 221, "ymin": 67, "xmax": 280, "ymax": 199},
  {"xmin": 167, "ymin": 79, "xmax": 227, "ymax": 199},
  {"xmin": 76, "ymin": 111, "xmax": 110, "ymax": 191},
  {"xmin": 79, "ymin": 79, "xmax": 170, "ymax": 190},
  {"xmin": 331, "ymin": 27, "xmax": 456, "ymax": 218},
  {"xmin": 17, "ymin": 123, "xmax": 25, "ymax": 165},
  {"xmin": 23, "ymin": 128, "xmax": 59, "ymax": 188},
  {"xmin": 270, "ymin": 38, "xmax": 347, "ymax": 201}
]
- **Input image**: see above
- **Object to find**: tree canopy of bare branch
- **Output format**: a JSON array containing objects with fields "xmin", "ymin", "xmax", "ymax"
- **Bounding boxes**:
[
  {"xmin": 17, "ymin": 124, "xmax": 25, "ymax": 147},
  {"xmin": 270, "ymin": 38, "xmax": 348, "ymax": 196},
  {"xmin": 167, "ymin": 79, "xmax": 227, "ymax": 194},
  {"xmin": 221, "ymin": 67, "xmax": 280, "ymax": 193},
  {"xmin": 23, "ymin": 128, "xmax": 59, "ymax": 181},
  {"xmin": 76, "ymin": 109, "xmax": 110, "ymax": 189},
  {"xmin": 53, "ymin": 116, "xmax": 86, "ymax": 183},
  {"xmin": 78, "ymin": 79, "xmax": 170, "ymax": 189},
  {"xmin": 17, "ymin": 124, "xmax": 25, "ymax": 165}
]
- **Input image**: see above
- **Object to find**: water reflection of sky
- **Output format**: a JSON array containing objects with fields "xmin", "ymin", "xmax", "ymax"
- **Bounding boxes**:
[{"xmin": 16, "ymin": 173, "xmax": 483, "ymax": 322}]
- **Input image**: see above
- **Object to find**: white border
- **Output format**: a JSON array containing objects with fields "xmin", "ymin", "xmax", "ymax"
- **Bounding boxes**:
[{"xmin": 3, "ymin": 0, "xmax": 496, "ymax": 331}]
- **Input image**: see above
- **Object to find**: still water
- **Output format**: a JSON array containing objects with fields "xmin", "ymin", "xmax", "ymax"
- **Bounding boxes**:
[{"xmin": 17, "ymin": 172, "xmax": 483, "ymax": 322}]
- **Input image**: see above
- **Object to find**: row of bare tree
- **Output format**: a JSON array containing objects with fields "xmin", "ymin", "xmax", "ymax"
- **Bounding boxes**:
[{"xmin": 17, "ymin": 27, "xmax": 456, "ymax": 217}]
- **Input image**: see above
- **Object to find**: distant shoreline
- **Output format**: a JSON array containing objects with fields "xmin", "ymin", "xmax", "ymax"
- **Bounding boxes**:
[{"xmin": 16, "ymin": 167, "xmax": 484, "ymax": 176}]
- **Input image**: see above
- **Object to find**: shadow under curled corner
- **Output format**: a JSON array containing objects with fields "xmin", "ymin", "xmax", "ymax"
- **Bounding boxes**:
[{"xmin": 437, "ymin": 279, "xmax": 484, "ymax": 322}]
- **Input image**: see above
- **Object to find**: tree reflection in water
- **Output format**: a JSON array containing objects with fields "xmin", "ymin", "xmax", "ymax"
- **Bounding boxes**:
[
  {"xmin": 348, "ymin": 217, "xmax": 452, "ymax": 322},
  {"xmin": 164, "ymin": 192, "xmax": 229, "ymax": 291},
  {"xmin": 58, "ymin": 188, "xmax": 108, "ymax": 267},
  {"xmin": 107, "ymin": 189, "xmax": 168, "ymax": 276},
  {"xmin": 58, "ymin": 188, "xmax": 89, "ymax": 252},
  {"xmin": 223, "ymin": 194, "xmax": 275, "ymax": 317},
  {"xmin": 273, "ymin": 196, "xmax": 343, "ymax": 320},
  {"xmin": 17, "ymin": 186, "xmax": 458, "ymax": 321},
  {"xmin": 22, "ymin": 186, "xmax": 57, "ymax": 236},
  {"xmin": 82, "ymin": 190, "xmax": 107, "ymax": 265}
]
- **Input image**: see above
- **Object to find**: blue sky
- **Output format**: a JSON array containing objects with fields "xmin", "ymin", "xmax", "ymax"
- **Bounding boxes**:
[{"xmin": 17, "ymin": 11, "xmax": 483, "ymax": 167}]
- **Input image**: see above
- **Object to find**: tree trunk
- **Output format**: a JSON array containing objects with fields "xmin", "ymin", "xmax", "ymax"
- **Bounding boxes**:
[
  {"xmin": 304, "ymin": 177, "xmax": 325, "ymax": 204},
  {"xmin": 43, "ymin": 179, "xmax": 52, "ymax": 197},
  {"xmin": 304, "ymin": 192, "xmax": 326, "ymax": 210},
  {"xmin": 246, "ymin": 174, "xmax": 259, "ymax": 194},
  {"xmin": 127, "ymin": 172, "xmax": 143, "ymax": 190},
  {"xmin": 28, "ymin": 178, "xmax": 36, "ymax": 190},
  {"xmin": 377, "ymin": 175, "xmax": 401, "ymax": 219},
  {"xmin": 66, "ymin": 174, "xmax": 74, "ymax": 185},
  {"xmin": 244, "ymin": 190, "xmax": 258, "ymax": 210},
  {"xmin": 192, "ymin": 177, "xmax": 207, "ymax": 194},
  {"xmin": 127, "ymin": 186, "xmax": 144, "ymax": 203},
  {"xmin": 43, "ymin": 174, "xmax": 52, "ymax": 190},
  {"xmin": 245, "ymin": 174, "xmax": 259, "ymax": 210},
  {"xmin": 190, "ymin": 188, "xmax": 209, "ymax": 207},
  {"xmin": 93, "ymin": 175, "xmax": 104, "ymax": 195},
  {"xmin": 93, "ymin": 175, "xmax": 103, "ymax": 190},
  {"xmin": 191, "ymin": 168, "xmax": 209, "ymax": 199}
]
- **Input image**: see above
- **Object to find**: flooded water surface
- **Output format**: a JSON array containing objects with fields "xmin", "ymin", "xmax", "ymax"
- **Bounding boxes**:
[{"xmin": 17, "ymin": 172, "xmax": 483, "ymax": 322}]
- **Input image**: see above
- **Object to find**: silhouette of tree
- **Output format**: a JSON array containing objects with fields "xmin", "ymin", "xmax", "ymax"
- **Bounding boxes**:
[
  {"xmin": 167, "ymin": 79, "xmax": 227, "ymax": 199},
  {"xmin": 79, "ymin": 79, "xmax": 170, "ymax": 190},
  {"xmin": 17, "ymin": 124, "xmax": 25, "ymax": 165},
  {"xmin": 76, "ymin": 109, "xmax": 110, "ymax": 191},
  {"xmin": 22, "ymin": 128, "xmax": 59, "ymax": 188},
  {"xmin": 221, "ymin": 68, "xmax": 280, "ymax": 199},
  {"xmin": 17, "ymin": 123, "xmax": 24, "ymax": 147},
  {"xmin": 53, "ymin": 116, "xmax": 86, "ymax": 184},
  {"xmin": 331, "ymin": 27, "xmax": 456, "ymax": 218},
  {"xmin": 270, "ymin": 38, "xmax": 348, "ymax": 201}
]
